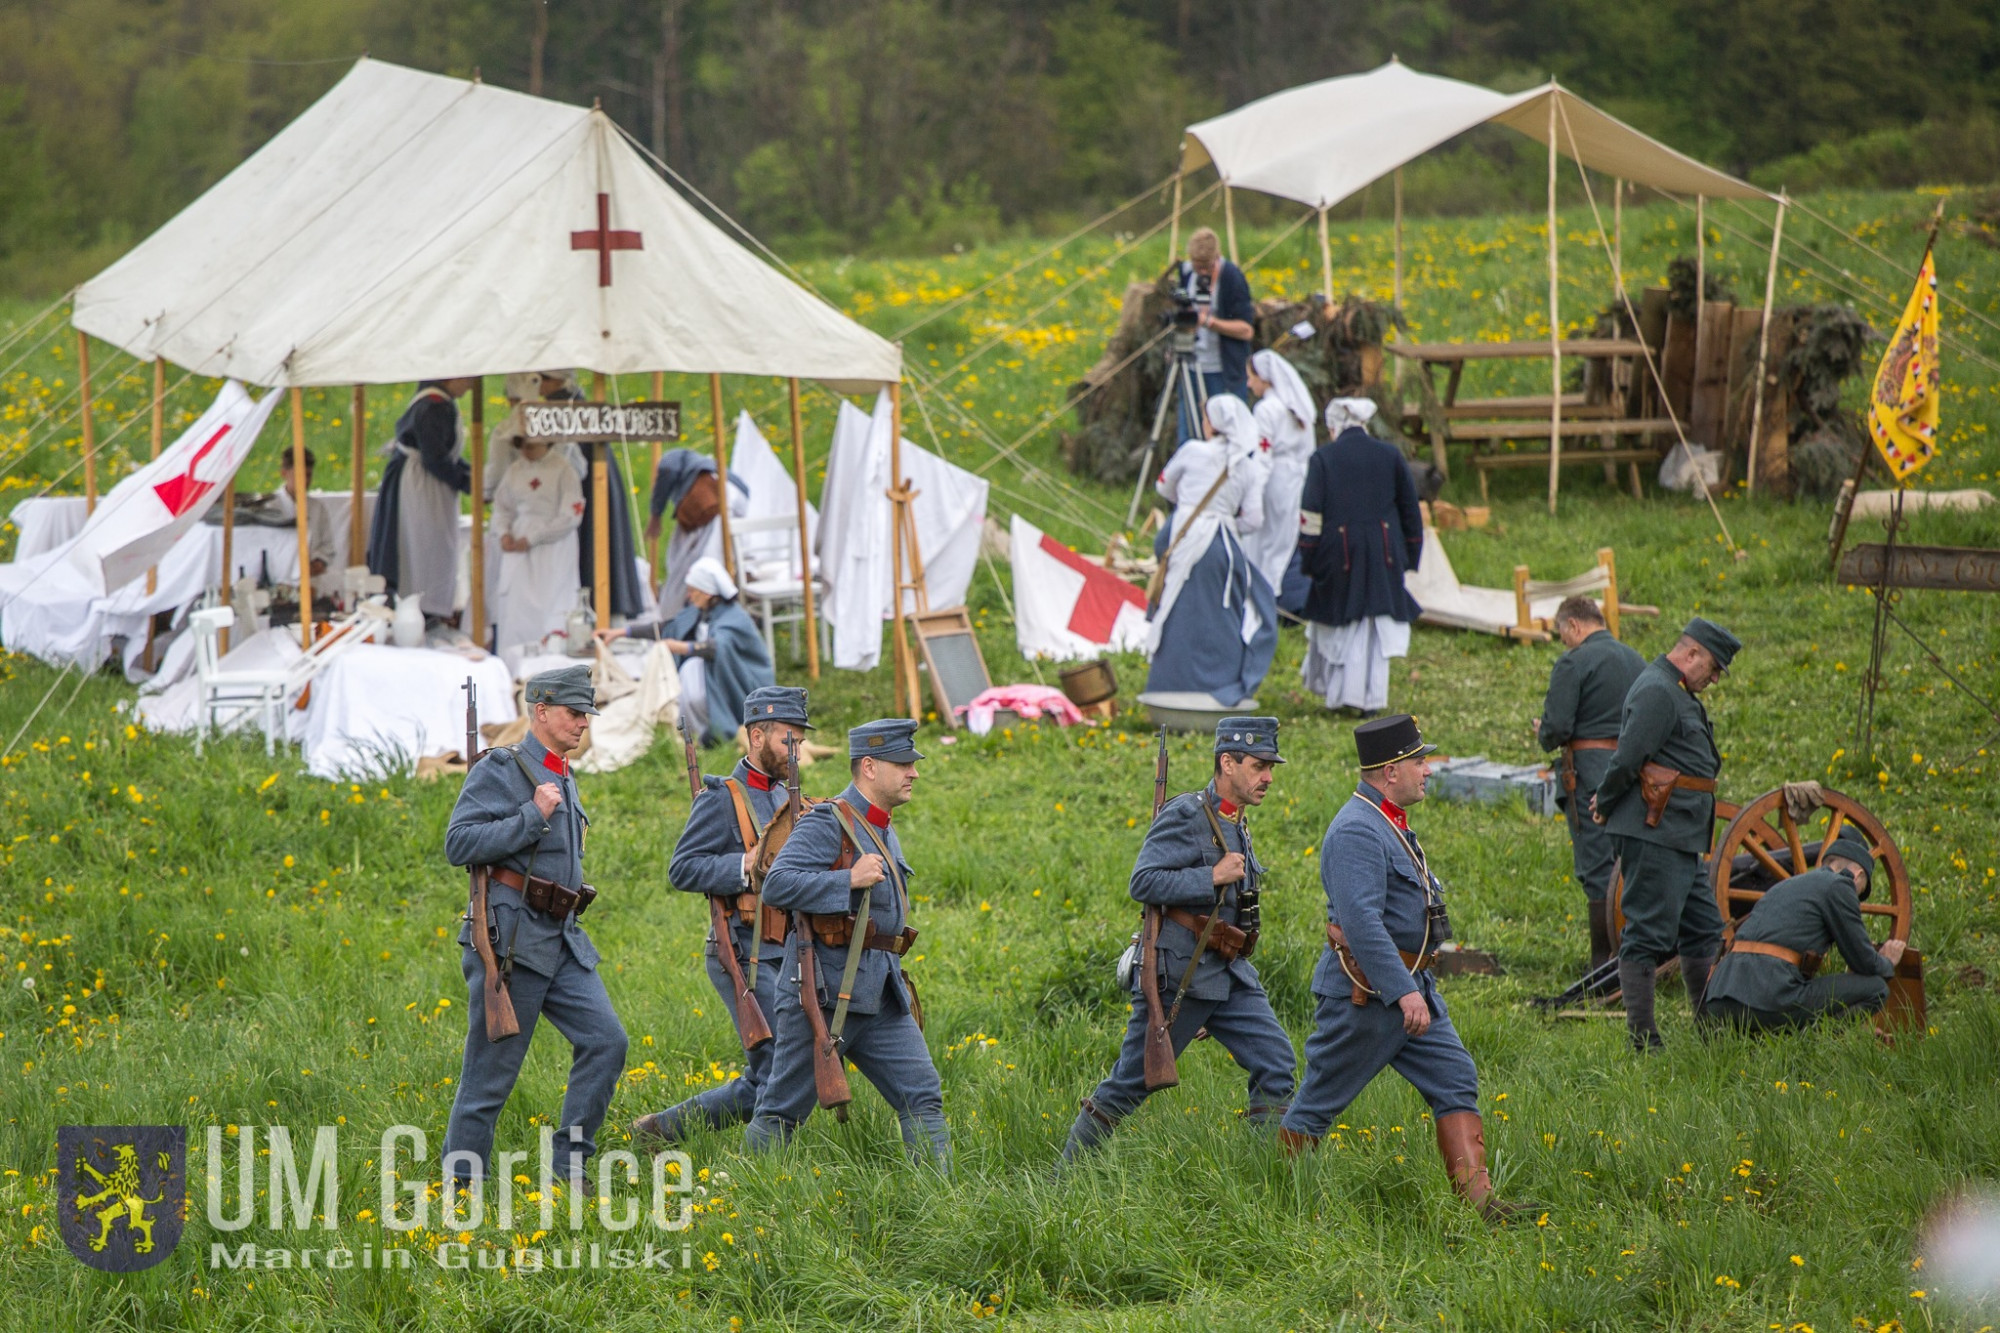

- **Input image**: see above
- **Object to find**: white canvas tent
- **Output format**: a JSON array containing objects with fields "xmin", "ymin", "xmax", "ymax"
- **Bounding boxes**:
[
  {"xmin": 67, "ymin": 57, "xmax": 922, "ymax": 694},
  {"xmin": 1173, "ymin": 61, "xmax": 1782, "ymax": 513}
]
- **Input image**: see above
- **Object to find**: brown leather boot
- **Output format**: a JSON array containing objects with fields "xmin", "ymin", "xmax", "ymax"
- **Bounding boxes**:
[
  {"xmin": 1276, "ymin": 1126, "xmax": 1320, "ymax": 1158},
  {"xmin": 1435, "ymin": 1111, "xmax": 1534, "ymax": 1222}
]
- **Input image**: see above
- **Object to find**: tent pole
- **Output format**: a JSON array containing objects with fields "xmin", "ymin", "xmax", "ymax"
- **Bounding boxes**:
[
  {"xmin": 143, "ymin": 358, "xmax": 164, "ymax": 670},
  {"xmin": 78, "ymin": 333, "xmax": 97, "ymax": 514},
  {"xmin": 290, "ymin": 386, "xmax": 313, "ymax": 649},
  {"xmin": 1695, "ymin": 195, "xmax": 1707, "ymax": 391},
  {"xmin": 648, "ymin": 371, "xmax": 665, "ymax": 587},
  {"xmin": 1318, "ymin": 206, "xmax": 1332, "ymax": 304},
  {"xmin": 1745, "ymin": 195, "xmax": 1788, "ymax": 496},
  {"xmin": 1546, "ymin": 92, "xmax": 1563, "ymax": 516},
  {"xmin": 1224, "ymin": 183, "xmax": 1237, "ymax": 264},
  {"xmin": 220, "ymin": 474, "xmax": 235, "ymax": 656},
  {"xmin": 1168, "ymin": 168, "xmax": 1184, "ymax": 267},
  {"xmin": 591, "ymin": 373, "xmax": 611, "ymax": 630},
  {"xmin": 1612, "ymin": 179, "xmax": 1625, "ymax": 298},
  {"xmin": 788, "ymin": 378, "xmax": 819, "ymax": 680},
  {"xmin": 1393, "ymin": 168, "xmax": 1404, "ymax": 313},
  {"xmin": 467, "ymin": 378, "xmax": 485, "ymax": 649},
  {"xmin": 888, "ymin": 381, "xmax": 918, "ymax": 719},
  {"xmin": 349, "ymin": 386, "xmax": 366, "ymax": 567},
  {"xmin": 710, "ymin": 373, "xmax": 736, "ymax": 578}
]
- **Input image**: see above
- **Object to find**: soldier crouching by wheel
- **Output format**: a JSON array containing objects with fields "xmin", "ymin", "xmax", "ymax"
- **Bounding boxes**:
[
  {"xmin": 1277, "ymin": 714, "xmax": 1531, "ymax": 1222},
  {"xmin": 1062, "ymin": 717, "xmax": 1296, "ymax": 1161},
  {"xmin": 1702, "ymin": 834, "xmax": 1904, "ymax": 1033},
  {"xmin": 632, "ymin": 686, "xmax": 813, "ymax": 1146},
  {"xmin": 441, "ymin": 665, "xmax": 628, "ymax": 1190},
  {"xmin": 744, "ymin": 719, "xmax": 949, "ymax": 1171}
]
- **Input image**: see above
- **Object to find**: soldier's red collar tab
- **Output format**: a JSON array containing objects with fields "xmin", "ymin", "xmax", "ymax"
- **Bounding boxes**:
[
  {"xmin": 861, "ymin": 801, "xmax": 892, "ymax": 828},
  {"xmin": 1215, "ymin": 797, "xmax": 1240, "ymax": 818},
  {"xmin": 1378, "ymin": 798, "xmax": 1409, "ymax": 831},
  {"xmin": 541, "ymin": 750, "xmax": 570, "ymax": 778},
  {"xmin": 744, "ymin": 767, "xmax": 773, "ymax": 791}
]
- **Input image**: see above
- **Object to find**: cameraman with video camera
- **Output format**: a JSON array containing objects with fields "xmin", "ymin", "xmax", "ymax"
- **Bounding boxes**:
[{"xmin": 1169, "ymin": 226, "xmax": 1257, "ymax": 442}]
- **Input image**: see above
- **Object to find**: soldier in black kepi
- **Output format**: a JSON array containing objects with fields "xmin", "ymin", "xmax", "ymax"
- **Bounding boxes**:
[
  {"xmin": 442, "ymin": 664, "xmax": 627, "ymax": 1190},
  {"xmin": 1535, "ymin": 597, "xmax": 1645, "ymax": 972},
  {"xmin": 1702, "ymin": 835, "xmax": 1905, "ymax": 1032},
  {"xmin": 1591, "ymin": 617, "xmax": 1741, "ymax": 1052}
]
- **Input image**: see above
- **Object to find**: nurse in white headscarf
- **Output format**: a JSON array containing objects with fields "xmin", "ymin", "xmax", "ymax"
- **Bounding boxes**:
[
  {"xmin": 1243, "ymin": 349, "xmax": 1316, "ymax": 589},
  {"xmin": 598, "ymin": 556, "xmax": 774, "ymax": 745},
  {"xmin": 1142, "ymin": 394, "xmax": 1277, "ymax": 706}
]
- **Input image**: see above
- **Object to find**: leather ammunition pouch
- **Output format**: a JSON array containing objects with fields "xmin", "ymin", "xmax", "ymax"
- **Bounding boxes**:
[
  {"xmin": 1638, "ymin": 761, "xmax": 1717, "ymax": 828},
  {"xmin": 1562, "ymin": 737, "xmax": 1618, "ymax": 794},
  {"xmin": 1166, "ymin": 907, "xmax": 1257, "ymax": 961},
  {"xmin": 1729, "ymin": 938, "xmax": 1824, "ymax": 978},
  {"xmin": 1327, "ymin": 921, "xmax": 1436, "ymax": 1006},
  {"xmin": 803, "ymin": 914, "xmax": 917, "ymax": 955},
  {"xmin": 726, "ymin": 892, "xmax": 790, "ymax": 944},
  {"xmin": 490, "ymin": 866, "xmax": 597, "ymax": 920}
]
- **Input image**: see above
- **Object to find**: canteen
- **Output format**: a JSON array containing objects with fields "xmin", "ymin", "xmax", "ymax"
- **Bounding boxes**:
[
  {"xmin": 565, "ymin": 592, "xmax": 597, "ymax": 656},
  {"xmin": 391, "ymin": 593, "xmax": 425, "ymax": 648}
]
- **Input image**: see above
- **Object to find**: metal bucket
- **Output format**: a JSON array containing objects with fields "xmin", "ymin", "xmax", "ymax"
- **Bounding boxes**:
[{"xmin": 1058, "ymin": 658, "xmax": 1118, "ymax": 706}]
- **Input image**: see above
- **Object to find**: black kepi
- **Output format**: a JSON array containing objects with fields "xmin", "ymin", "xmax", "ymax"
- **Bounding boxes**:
[{"xmin": 1354, "ymin": 713, "xmax": 1436, "ymax": 768}]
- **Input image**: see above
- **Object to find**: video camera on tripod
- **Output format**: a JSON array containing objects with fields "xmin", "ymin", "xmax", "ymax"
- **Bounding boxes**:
[{"xmin": 1126, "ymin": 266, "xmax": 1215, "ymax": 525}]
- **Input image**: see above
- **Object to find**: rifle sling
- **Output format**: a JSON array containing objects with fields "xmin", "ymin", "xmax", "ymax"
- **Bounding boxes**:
[
  {"xmin": 722, "ymin": 777, "xmax": 769, "ymax": 985},
  {"xmin": 1164, "ymin": 795, "xmax": 1240, "ymax": 1025}
]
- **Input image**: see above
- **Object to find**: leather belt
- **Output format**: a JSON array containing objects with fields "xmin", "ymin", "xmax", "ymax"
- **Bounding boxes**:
[
  {"xmin": 1165, "ymin": 906, "xmax": 1257, "ymax": 960},
  {"xmin": 488, "ymin": 866, "xmax": 597, "ymax": 920},
  {"xmin": 804, "ymin": 913, "xmax": 917, "ymax": 955},
  {"xmin": 1561, "ymin": 737, "xmax": 1618, "ymax": 792},
  {"xmin": 1327, "ymin": 921, "xmax": 1434, "ymax": 1005},
  {"xmin": 1730, "ymin": 938, "xmax": 1823, "ymax": 976}
]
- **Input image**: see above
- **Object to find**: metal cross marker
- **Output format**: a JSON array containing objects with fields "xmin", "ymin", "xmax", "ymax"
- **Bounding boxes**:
[{"xmin": 569, "ymin": 192, "xmax": 642, "ymax": 287}]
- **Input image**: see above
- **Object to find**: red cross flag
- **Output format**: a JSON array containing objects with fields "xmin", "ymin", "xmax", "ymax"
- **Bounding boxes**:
[
  {"xmin": 1008, "ymin": 514, "xmax": 1149, "ymax": 660},
  {"xmin": 67, "ymin": 380, "xmax": 283, "ymax": 593}
]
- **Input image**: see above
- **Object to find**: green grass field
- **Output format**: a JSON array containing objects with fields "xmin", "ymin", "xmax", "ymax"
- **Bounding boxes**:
[{"xmin": 3, "ymin": 188, "xmax": 2000, "ymax": 1330}]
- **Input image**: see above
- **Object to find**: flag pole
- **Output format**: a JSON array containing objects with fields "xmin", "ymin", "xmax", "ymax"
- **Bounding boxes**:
[
  {"xmin": 1545, "ymin": 87, "xmax": 1563, "ymax": 515},
  {"xmin": 1829, "ymin": 198, "xmax": 1945, "ymax": 568},
  {"xmin": 79, "ymin": 333, "xmax": 97, "ymax": 514},
  {"xmin": 1745, "ymin": 195, "xmax": 1788, "ymax": 496},
  {"xmin": 290, "ymin": 387, "xmax": 313, "ymax": 649}
]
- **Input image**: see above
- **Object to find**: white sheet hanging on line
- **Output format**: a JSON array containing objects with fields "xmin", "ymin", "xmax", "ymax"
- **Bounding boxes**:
[
  {"xmin": 814, "ymin": 391, "xmax": 989, "ymax": 671},
  {"xmin": 730, "ymin": 411, "xmax": 819, "ymax": 576}
]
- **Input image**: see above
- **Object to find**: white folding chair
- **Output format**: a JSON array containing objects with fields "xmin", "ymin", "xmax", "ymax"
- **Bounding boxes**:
[
  {"xmin": 729, "ymin": 513, "xmax": 830, "ymax": 664},
  {"xmin": 188, "ymin": 607, "xmax": 292, "ymax": 755}
]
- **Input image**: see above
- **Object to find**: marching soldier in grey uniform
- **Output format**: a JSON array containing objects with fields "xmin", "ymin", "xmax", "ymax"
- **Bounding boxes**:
[
  {"xmin": 745, "ymin": 719, "xmax": 950, "ymax": 1170},
  {"xmin": 442, "ymin": 665, "xmax": 627, "ymax": 1187},
  {"xmin": 1063, "ymin": 717, "xmax": 1296, "ymax": 1160},
  {"xmin": 1279, "ymin": 715, "xmax": 1527, "ymax": 1222},
  {"xmin": 1535, "ymin": 597, "xmax": 1645, "ymax": 972},
  {"xmin": 1703, "ymin": 834, "xmax": 1904, "ymax": 1031},
  {"xmin": 632, "ymin": 686, "xmax": 813, "ymax": 1145},
  {"xmin": 1591, "ymin": 617, "xmax": 1741, "ymax": 1052}
]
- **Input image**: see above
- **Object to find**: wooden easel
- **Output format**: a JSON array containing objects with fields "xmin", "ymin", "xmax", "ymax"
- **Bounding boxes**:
[{"xmin": 886, "ymin": 382, "xmax": 931, "ymax": 719}]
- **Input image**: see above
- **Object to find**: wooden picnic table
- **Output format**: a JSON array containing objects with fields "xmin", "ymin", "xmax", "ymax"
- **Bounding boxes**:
[{"xmin": 1388, "ymin": 338, "xmax": 1667, "ymax": 498}]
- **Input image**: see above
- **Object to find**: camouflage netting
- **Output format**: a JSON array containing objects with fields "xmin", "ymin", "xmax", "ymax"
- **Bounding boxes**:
[
  {"xmin": 1783, "ymin": 303, "xmax": 1879, "ymax": 498},
  {"xmin": 1059, "ymin": 275, "xmax": 1404, "ymax": 488}
]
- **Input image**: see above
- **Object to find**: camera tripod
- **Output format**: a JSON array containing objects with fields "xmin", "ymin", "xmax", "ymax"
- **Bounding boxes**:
[{"xmin": 1125, "ymin": 329, "xmax": 1211, "ymax": 527}]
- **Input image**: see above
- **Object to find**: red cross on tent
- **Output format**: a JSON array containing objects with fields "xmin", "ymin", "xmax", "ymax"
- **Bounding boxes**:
[{"xmin": 570, "ymin": 192, "xmax": 643, "ymax": 287}]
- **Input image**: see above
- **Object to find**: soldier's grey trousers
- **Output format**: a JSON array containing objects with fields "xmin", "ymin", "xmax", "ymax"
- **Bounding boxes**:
[
  {"xmin": 1704, "ymin": 974, "xmax": 1889, "ymax": 1031},
  {"xmin": 1613, "ymin": 836, "xmax": 1725, "ymax": 965},
  {"xmin": 1063, "ymin": 981, "xmax": 1296, "ymax": 1159},
  {"xmin": 1280, "ymin": 983, "xmax": 1480, "ymax": 1140},
  {"xmin": 443, "ymin": 942, "xmax": 628, "ymax": 1183},
  {"xmin": 642, "ymin": 945, "xmax": 781, "ymax": 1139},
  {"xmin": 744, "ymin": 974, "xmax": 949, "ymax": 1171},
  {"xmin": 1565, "ymin": 798, "xmax": 1618, "ymax": 902}
]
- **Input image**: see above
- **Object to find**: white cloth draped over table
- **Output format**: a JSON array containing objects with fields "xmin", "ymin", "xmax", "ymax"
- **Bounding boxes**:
[
  {"xmin": 487, "ymin": 448, "xmax": 583, "ymax": 659},
  {"xmin": 1245, "ymin": 350, "xmax": 1317, "ymax": 589},
  {"xmin": 300, "ymin": 643, "xmax": 515, "ymax": 779}
]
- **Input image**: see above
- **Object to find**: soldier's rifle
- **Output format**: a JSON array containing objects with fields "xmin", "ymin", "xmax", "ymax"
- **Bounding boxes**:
[
  {"xmin": 681, "ymin": 711, "xmax": 772, "ymax": 1051},
  {"xmin": 463, "ymin": 677, "xmax": 520, "ymax": 1040},
  {"xmin": 789, "ymin": 732, "xmax": 853, "ymax": 1118},
  {"xmin": 1139, "ymin": 732, "xmax": 1178, "ymax": 1090}
]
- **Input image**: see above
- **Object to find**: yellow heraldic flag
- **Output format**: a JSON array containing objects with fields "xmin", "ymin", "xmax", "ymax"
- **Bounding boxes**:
[{"xmin": 1867, "ymin": 248, "xmax": 1942, "ymax": 482}]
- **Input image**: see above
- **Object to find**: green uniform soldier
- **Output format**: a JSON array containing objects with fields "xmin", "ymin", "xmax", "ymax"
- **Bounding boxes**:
[
  {"xmin": 1590, "ymin": 618, "xmax": 1740, "ymax": 1052},
  {"xmin": 1535, "ymin": 597, "xmax": 1645, "ymax": 972},
  {"xmin": 1702, "ymin": 835, "xmax": 1904, "ymax": 1031}
]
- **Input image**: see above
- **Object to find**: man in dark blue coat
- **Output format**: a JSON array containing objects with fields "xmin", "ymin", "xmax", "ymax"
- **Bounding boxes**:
[
  {"xmin": 1061, "ymin": 718, "xmax": 1297, "ymax": 1160},
  {"xmin": 632, "ymin": 686, "xmax": 812, "ymax": 1145},
  {"xmin": 1169, "ymin": 226, "xmax": 1257, "ymax": 441},
  {"xmin": 1295, "ymin": 397, "xmax": 1425, "ymax": 715},
  {"xmin": 745, "ymin": 719, "xmax": 948, "ymax": 1170}
]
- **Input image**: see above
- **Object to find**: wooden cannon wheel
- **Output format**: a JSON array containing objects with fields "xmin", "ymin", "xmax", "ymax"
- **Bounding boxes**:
[
  {"xmin": 1710, "ymin": 787, "xmax": 1912, "ymax": 945},
  {"xmin": 1608, "ymin": 788, "xmax": 1911, "ymax": 948}
]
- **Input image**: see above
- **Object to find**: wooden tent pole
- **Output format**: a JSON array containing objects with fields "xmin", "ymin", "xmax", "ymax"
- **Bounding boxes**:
[
  {"xmin": 1168, "ymin": 167, "xmax": 1184, "ymax": 266},
  {"xmin": 349, "ymin": 386, "xmax": 366, "ymax": 567},
  {"xmin": 1745, "ymin": 195, "xmax": 1788, "ymax": 496},
  {"xmin": 78, "ymin": 333, "xmax": 97, "ymax": 513},
  {"xmin": 467, "ymin": 378, "xmax": 485, "ymax": 648},
  {"xmin": 710, "ymin": 373, "xmax": 735, "ymax": 578},
  {"xmin": 143, "ymin": 358, "xmax": 164, "ymax": 671},
  {"xmin": 1694, "ymin": 194, "xmax": 1707, "ymax": 397},
  {"xmin": 1393, "ymin": 169, "xmax": 1405, "ymax": 313},
  {"xmin": 648, "ymin": 371, "xmax": 665, "ymax": 586},
  {"xmin": 788, "ymin": 378, "xmax": 820, "ymax": 679},
  {"xmin": 1318, "ymin": 206, "xmax": 1332, "ymax": 304},
  {"xmin": 289, "ymin": 387, "xmax": 312, "ymax": 648},
  {"xmin": 220, "ymin": 473, "xmax": 234, "ymax": 656},
  {"xmin": 1546, "ymin": 92, "xmax": 1563, "ymax": 515},
  {"xmin": 888, "ymin": 381, "xmax": 918, "ymax": 718},
  {"xmin": 1612, "ymin": 179, "xmax": 1625, "ymax": 298},
  {"xmin": 1223, "ymin": 183, "xmax": 1237, "ymax": 264},
  {"xmin": 591, "ymin": 373, "xmax": 611, "ymax": 629}
]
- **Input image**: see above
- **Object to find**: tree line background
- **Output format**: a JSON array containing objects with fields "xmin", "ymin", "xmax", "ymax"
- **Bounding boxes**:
[{"xmin": 4, "ymin": 0, "xmax": 1998, "ymax": 293}]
